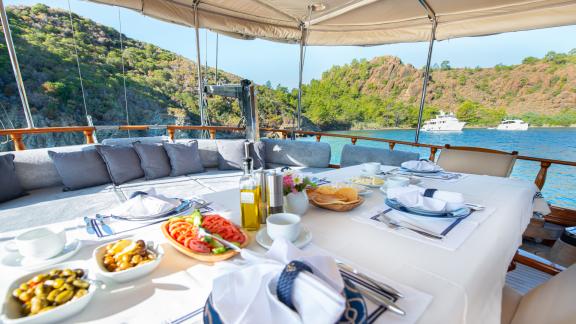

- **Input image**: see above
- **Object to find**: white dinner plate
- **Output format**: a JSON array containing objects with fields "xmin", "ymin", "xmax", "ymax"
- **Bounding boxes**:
[
  {"xmin": 256, "ymin": 227, "xmax": 312, "ymax": 250},
  {"xmin": 1, "ymin": 239, "xmax": 81, "ymax": 270}
]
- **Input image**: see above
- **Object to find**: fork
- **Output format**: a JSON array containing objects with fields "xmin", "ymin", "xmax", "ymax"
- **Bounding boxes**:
[{"xmin": 378, "ymin": 213, "xmax": 444, "ymax": 240}]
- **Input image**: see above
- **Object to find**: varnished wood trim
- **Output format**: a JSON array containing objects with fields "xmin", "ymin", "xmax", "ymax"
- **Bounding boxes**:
[
  {"xmin": 10, "ymin": 134, "xmax": 25, "ymax": 151},
  {"xmin": 351, "ymin": 137, "xmax": 358, "ymax": 145},
  {"xmin": 328, "ymin": 164, "xmax": 340, "ymax": 169},
  {"xmin": 444, "ymin": 144, "xmax": 518, "ymax": 156},
  {"xmin": 429, "ymin": 147, "xmax": 438, "ymax": 161},
  {"xmin": 514, "ymin": 250, "xmax": 565, "ymax": 276},
  {"xmin": 83, "ymin": 130, "xmax": 95, "ymax": 144},
  {"xmin": 167, "ymin": 128, "xmax": 175, "ymax": 141},
  {"xmin": 535, "ymin": 161, "xmax": 551, "ymax": 190},
  {"xmin": 0, "ymin": 126, "xmax": 94, "ymax": 135},
  {"xmin": 389, "ymin": 142, "xmax": 395, "ymax": 150},
  {"xmin": 315, "ymin": 134, "xmax": 322, "ymax": 142},
  {"xmin": 545, "ymin": 206, "xmax": 576, "ymax": 227}
]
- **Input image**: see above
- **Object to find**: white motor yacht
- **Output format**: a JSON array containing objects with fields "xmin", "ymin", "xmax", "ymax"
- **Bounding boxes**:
[
  {"xmin": 420, "ymin": 111, "xmax": 466, "ymax": 132},
  {"xmin": 497, "ymin": 119, "xmax": 529, "ymax": 130}
]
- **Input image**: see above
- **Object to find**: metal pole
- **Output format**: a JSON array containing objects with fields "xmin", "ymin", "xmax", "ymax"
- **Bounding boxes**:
[
  {"xmin": 0, "ymin": 0, "xmax": 34, "ymax": 128},
  {"xmin": 294, "ymin": 24, "xmax": 305, "ymax": 139},
  {"xmin": 414, "ymin": 0, "xmax": 437, "ymax": 143},
  {"xmin": 215, "ymin": 33, "xmax": 219, "ymax": 84},
  {"xmin": 193, "ymin": 1, "xmax": 206, "ymax": 137}
]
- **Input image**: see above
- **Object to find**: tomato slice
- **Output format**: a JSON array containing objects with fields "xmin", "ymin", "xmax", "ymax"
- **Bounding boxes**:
[{"xmin": 188, "ymin": 239, "xmax": 211, "ymax": 253}]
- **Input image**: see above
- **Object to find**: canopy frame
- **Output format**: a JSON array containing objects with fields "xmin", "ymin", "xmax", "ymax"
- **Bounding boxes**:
[
  {"xmin": 414, "ymin": 0, "xmax": 437, "ymax": 144},
  {"xmin": 193, "ymin": 0, "xmax": 208, "ymax": 138}
]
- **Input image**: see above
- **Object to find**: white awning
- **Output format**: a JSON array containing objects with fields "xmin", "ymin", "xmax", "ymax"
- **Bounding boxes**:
[{"xmin": 89, "ymin": 0, "xmax": 576, "ymax": 45}]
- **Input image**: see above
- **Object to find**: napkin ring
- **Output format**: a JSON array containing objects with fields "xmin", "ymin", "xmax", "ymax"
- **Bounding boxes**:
[{"xmin": 277, "ymin": 260, "xmax": 313, "ymax": 311}]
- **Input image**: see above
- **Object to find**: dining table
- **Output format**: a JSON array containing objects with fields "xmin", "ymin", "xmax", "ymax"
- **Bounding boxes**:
[{"xmin": 0, "ymin": 164, "xmax": 539, "ymax": 324}]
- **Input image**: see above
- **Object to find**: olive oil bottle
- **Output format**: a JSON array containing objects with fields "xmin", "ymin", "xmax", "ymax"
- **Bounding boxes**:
[{"xmin": 240, "ymin": 158, "xmax": 261, "ymax": 231}]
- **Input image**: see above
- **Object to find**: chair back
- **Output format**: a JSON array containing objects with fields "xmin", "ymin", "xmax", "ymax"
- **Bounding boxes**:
[
  {"xmin": 437, "ymin": 144, "xmax": 517, "ymax": 177},
  {"xmin": 508, "ymin": 264, "xmax": 576, "ymax": 324},
  {"xmin": 339, "ymin": 144, "xmax": 419, "ymax": 167}
]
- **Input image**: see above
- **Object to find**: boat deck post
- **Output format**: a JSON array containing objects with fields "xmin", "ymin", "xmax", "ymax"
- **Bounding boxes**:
[{"xmin": 414, "ymin": 0, "xmax": 437, "ymax": 143}]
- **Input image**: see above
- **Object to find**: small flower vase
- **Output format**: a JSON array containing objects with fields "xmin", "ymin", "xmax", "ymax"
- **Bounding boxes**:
[{"xmin": 284, "ymin": 191, "xmax": 309, "ymax": 216}]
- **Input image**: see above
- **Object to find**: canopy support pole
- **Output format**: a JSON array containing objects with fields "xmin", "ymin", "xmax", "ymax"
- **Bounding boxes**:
[
  {"xmin": 0, "ymin": 0, "xmax": 34, "ymax": 128},
  {"xmin": 414, "ymin": 0, "xmax": 437, "ymax": 144},
  {"xmin": 193, "ymin": 1, "xmax": 207, "ymax": 138},
  {"xmin": 293, "ymin": 23, "xmax": 306, "ymax": 140}
]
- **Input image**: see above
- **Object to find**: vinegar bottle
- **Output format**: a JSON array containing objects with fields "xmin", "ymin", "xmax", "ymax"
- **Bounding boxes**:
[{"xmin": 239, "ymin": 158, "xmax": 260, "ymax": 231}]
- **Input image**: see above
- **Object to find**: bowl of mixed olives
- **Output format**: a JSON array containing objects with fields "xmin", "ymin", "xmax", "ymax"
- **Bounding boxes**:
[
  {"xmin": 2, "ymin": 266, "xmax": 97, "ymax": 323},
  {"xmin": 93, "ymin": 239, "xmax": 164, "ymax": 283}
]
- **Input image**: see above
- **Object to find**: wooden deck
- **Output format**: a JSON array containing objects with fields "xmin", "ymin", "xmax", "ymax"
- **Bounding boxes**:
[{"xmin": 506, "ymin": 264, "xmax": 552, "ymax": 294}]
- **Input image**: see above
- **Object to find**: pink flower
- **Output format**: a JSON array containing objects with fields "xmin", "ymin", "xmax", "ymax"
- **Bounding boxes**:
[{"xmin": 283, "ymin": 175, "xmax": 294, "ymax": 187}]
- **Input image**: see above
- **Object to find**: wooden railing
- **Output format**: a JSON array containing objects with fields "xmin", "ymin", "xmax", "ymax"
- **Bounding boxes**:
[{"xmin": 2, "ymin": 125, "xmax": 575, "ymax": 226}]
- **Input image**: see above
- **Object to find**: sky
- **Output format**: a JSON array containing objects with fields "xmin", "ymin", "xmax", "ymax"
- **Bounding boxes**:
[{"xmin": 5, "ymin": 0, "xmax": 576, "ymax": 89}]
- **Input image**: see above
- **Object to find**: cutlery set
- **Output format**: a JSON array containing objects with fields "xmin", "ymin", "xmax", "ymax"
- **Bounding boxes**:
[
  {"xmin": 337, "ymin": 262, "xmax": 406, "ymax": 318},
  {"xmin": 371, "ymin": 209, "xmax": 445, "ymax": 240}
]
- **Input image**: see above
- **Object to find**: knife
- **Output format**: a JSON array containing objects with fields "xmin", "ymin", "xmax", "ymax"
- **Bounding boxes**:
[
  {"xmin": 337, "ymin": 262, "xmax": 404, "ymax": 299},
  {"xmin": 355, "ymin": 285, "xmax": 406, "ymax": 316}
]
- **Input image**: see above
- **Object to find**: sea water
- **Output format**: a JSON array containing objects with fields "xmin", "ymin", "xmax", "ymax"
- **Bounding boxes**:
[{"xmin": 300, "ymin": 127, "xmax": 576, "ymax": 209}]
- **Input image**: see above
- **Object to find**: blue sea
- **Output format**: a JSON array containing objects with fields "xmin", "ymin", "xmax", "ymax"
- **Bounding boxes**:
[{"xmin": 301, "ymin": 128, "xmax": 576, "ymax": 209}]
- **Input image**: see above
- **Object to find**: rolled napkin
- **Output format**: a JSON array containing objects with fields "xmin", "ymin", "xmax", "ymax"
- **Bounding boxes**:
[
  {"xmin": 210, "ymin": 238, "xmax": 346, "ymax": 324},
  {"xmin": 105, "ymin": 188, "xmax": 180, "ymax": 217},
  {"xmin": 401, "ymin": 160, "xmax": 443, "ymax": 172},
  {"xmin": 387, "ymin": 185, "xmax": 465, "ymax": 212}
]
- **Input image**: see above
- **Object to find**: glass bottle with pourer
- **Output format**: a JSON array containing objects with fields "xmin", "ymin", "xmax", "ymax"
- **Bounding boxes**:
[{"xmin": 239, "ymin": 157, "xmax": 261, "ymax": 231}]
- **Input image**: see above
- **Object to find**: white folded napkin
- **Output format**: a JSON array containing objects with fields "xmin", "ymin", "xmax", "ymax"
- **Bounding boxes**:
[
  {"xmin": 401, "ymin": 160, "xmax": 443, "ymax": 172},
  {"xmin": 105, "ymin": 188, "xmax": 180, "ymax": 217},
  {"xmin": 387, "ymin": 185, "xmax": 465, "ymax": 212},
  {"xmin": 210, "ymin": 238, "xmax": 346, "ymax": 324}
]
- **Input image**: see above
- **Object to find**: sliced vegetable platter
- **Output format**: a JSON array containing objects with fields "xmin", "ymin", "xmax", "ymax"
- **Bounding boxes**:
[{"xmin": 161, "ymin": 210, "xmax": 249, "ymax": 262}]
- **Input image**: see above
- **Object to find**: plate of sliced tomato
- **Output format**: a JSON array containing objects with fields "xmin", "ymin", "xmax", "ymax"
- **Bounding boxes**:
[{"xmin": 161, "ymin": 210, "xmax": 249, "ymax": 262}]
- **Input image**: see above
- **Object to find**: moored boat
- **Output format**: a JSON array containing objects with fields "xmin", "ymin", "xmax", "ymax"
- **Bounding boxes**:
[
  {"xmin": 420, "ymin": 111, "xmax": 466, "ymax": 132},
  {"xmin": 497, "ymin": 119, "xmax": 529, "ymax": 131}
]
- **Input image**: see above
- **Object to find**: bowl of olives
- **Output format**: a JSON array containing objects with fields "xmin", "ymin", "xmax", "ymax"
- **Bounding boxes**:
[
  {"xmin": 2, "ymin": 265, "xmax": 97, "ymax": 323},
  {"xmin": 93, "ymin": 239, "xmax": 164, "ymax": 283}
]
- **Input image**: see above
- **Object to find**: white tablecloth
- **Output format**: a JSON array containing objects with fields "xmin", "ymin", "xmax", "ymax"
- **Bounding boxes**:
[{"xmin": 0, "ymin": 165, "xmax": 538, "ymax": 324}]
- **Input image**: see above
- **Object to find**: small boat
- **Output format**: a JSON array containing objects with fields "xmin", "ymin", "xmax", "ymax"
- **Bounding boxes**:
[
  {"xmin": 421, "ymin": 111, "xmax": 466, "ymax": 132},
  {"xmin": 497, "ymin": 119, "xmax": 529, "ymax": 131}
]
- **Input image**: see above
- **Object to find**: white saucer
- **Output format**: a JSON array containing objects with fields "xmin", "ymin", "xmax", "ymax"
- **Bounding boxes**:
[
  {"xmin": 1, "ymin": 239, "xmax": 81, "ymax": 270},
  {"xmin": 256, "ymin": 227, "xmax": 312, "ymax": 250}
]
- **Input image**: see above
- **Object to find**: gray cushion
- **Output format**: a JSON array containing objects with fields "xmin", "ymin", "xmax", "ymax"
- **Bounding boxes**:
[
  {"xmin": 262, "ymin": 139, "xmax": 331, "ymax": 168},
  {"xmin": 2, "ymin": 145, "xmax": 94, "ymax": 190},
  {"xmin": 48, "ymin": 149, "xmax": 111, "ymax": 190},
  {"xmin": 0, "ymin": 154, "xmax": 25, "ymax": 203},
  {"xmin": 96, "ymin": 145, "xmax": 145, "ymax": 185},
  {"xmin": 101, "ymin": 136, "xmax": 169, "ymax": 146},
  {"xmin": 252, "ymin": 141, "xmax": 265, "ymax": 170},
  {"xmin": 216, "ymin": 140, "xmax": 249, "ymax": 170},
  {"xmin": 175, "ymin": 139, "xmax": 219, "ymax": 168},
  {"xmin": 163, "ymin": 141, "xmax": 204, "ymax": 176},
  {"xmin": 216, "ymin": 140, "xmax": 265, "ymax": 170},
  {"xmin": 133, "ymin": 142, "xmax": 172, "ymax": 180},
  {"xmin": 339, "ymin": 144, "xmax": 419, "ymax": 167}
]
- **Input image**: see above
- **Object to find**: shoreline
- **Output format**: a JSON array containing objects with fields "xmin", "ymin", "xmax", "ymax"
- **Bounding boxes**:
[{"xmin": 337, "ymin": 125, "xmax": 576, "ymax": 131}]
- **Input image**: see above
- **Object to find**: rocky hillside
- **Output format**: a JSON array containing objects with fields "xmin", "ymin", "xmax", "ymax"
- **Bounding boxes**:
[
  {"xmin": 364, "ymin": 55, "xmax": 576, "ymax": 115},
  {"xmin": 302, "ymin": 52, "xmax": 576, "ymax": 129},
  {"xmin": 0, "ymin": 5, "xmax": 296, "ymax": 149}
]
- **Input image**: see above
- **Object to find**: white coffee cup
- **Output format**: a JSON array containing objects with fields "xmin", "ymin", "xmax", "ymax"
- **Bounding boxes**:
[
  {"xmin": 385, "ymin": 176, "xmax": 410, "ymax": 189},
  {"xmin": 266, "ymin": 213, "xmax": 301, "ymax": 242},
  {"xmin": 362, "ymin": 162, "xmax": 381, "ymax": 175},
  {"xmin": 5, "ymin": 228, "xmax": 66, "ymax": 260}
]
